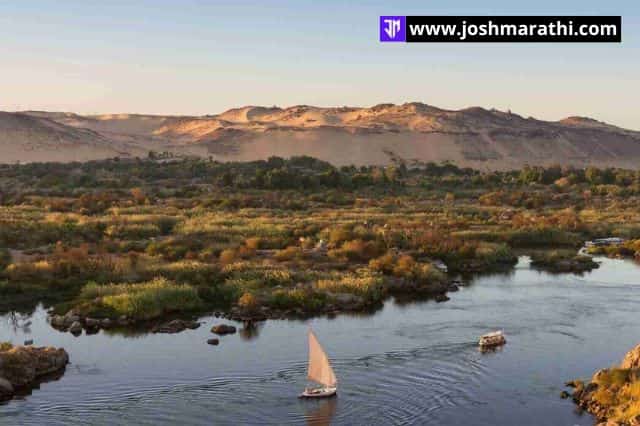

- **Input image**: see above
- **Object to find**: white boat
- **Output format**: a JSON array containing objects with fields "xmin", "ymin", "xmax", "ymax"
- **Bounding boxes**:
[
  {"xmin": 479, "ymin": 330, "xmax": 506, "ymax": 348},
  {"xmin": 300, "ymin": 329, "xmax": 337, "ymax": 398}
]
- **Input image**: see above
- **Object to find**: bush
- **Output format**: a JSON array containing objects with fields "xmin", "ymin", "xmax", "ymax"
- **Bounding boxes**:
[
  {"xmin": 237, "ymin": 292, "xmax": 259, "ymax": 312},
  {"xmin": 314, "ymin": 270, "xmax": 384, "ymax": 302},
  {"xmin": 268, "ymin": 287, "xmax": 327, "ymax": 312},
  {"xmin": 328, "ymin": 239, "xmax": 384, "ymax": 262},
  {"xmin": 274, "ymin": 246, "xmax": 303, "ymax": 261}
]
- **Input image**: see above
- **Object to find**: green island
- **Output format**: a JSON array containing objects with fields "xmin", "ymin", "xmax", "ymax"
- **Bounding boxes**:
[{"xmin": 2, "ymin": 156, "xmax": 640, "ymax": 331}]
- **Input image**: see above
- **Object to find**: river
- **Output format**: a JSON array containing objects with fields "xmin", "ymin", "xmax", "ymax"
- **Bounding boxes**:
[{"xmin": 2, "ymin": 256, "xmax": 640, "ymax": 425}]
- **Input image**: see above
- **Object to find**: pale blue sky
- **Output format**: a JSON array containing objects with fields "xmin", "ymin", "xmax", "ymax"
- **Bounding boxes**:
[{"xmin": 0, "ymin": 0, "xmax": 638, "ymax": 129}]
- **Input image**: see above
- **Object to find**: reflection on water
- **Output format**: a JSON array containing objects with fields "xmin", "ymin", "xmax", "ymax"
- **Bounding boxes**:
[
  {"xmin": 239, "ymin": 321, "xmax": 264, "ymax": 341},
  {"xmin": 2, "ymin": 257, "xmax": 640, "ymax": 425},
  {"xmin": 304, "ymin": 397, "xmax": 337, "ymax": 426}
]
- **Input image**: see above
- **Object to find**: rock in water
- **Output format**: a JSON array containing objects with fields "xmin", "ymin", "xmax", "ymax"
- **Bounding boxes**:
[
  {"xmin": 207, "ymin": 338, "xmax": 220, "ymax": 345},
  {"xmin": 435, "ymin": 294, "xmax": 450, "ymax": 303},
  {"xmin": 0, "ymin": 377, "xmax": 14, "ymax": 401},
  {"xmin": 69, "ymin": 321, "xmax": 83, "ymax": 335},
  {"xmin": 152, "ymin": 319, "xmax": 200, "ymax": 334},
  {"xmin": 211, "ymin": 324, "xmax": 237, "ymax": 335},
  {"xmin": 63, "ymin": 311, "xmax": 80, "ymax": 326},
  {"xmin": 85, "ymin": 318, "xmax": 100, "ymax": 329},
  {"xmin": 50, "ymin": 315, "xmax": 65, "ymax": 328},
  {"xmin": 0, "ymin": 346, "xmax": 69, "ymax": 400}
]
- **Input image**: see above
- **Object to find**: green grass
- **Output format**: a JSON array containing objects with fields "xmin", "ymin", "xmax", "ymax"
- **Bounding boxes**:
[{"xmin": 79, "ymin": 277, "xmax": 202, "ymax": 320}]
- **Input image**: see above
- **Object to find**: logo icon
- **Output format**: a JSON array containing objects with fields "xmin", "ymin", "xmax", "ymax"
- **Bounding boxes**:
[{"xmin": 380, "ymin": 16, "xmax": 406, "ymax": 42}]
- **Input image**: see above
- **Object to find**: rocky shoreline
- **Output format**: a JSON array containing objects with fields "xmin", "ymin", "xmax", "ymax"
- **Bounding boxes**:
[
  {"xmin": 46, "ymin": 278, "xmax": 460, "ymax": 336},
  {"xmin": 568, "ymin": 344, "xmax": 640, "ymax": 425},
  {"xmin": 0, "ymin": 344, "xmax": 69, "ymax": 403}
]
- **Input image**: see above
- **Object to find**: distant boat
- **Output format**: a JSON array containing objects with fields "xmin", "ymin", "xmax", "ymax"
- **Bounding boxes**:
[
  {"xmin": 300, "ymin": 329, "xmax": 337, "ymax": 398},
  {"xmin": 479, "ymin": 330, "xmax": 506, "ymax": 348}
]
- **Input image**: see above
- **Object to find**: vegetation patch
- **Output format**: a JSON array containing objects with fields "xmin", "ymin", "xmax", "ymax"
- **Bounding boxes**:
[
  {"xmin": 76, "ymin": 278, "xmax": 202, "ymax": 321},
  {"xmin": 530, "ymin": 250, "xmax": 599, "ymax": 273},
  {"xmin": 3, "ymin": 157, "xmax": 640, "ymax": 322}
]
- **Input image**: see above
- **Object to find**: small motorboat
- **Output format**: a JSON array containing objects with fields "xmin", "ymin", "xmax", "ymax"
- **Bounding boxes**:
[
  {"xmin": 299, "ymin": 329, "xmax": 338, "ymax": 398},
  {"xmin": 479, "ymin": 330, "xmax": 506, "ymax": 348}
]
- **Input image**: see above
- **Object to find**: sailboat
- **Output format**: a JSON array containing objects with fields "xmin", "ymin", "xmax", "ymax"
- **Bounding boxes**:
[{"xmin": 300, "ymin": 329, "xmax": 338, "ymax": 398}]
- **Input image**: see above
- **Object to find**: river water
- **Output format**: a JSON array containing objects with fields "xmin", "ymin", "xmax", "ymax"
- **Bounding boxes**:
[{"xmin": 2, "ymin": 257, "xmax": 640, "ymax": 425}]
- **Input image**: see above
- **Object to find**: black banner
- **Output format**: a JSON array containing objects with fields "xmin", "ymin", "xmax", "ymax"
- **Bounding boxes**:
[{"xmin": 400, "ymin": 16, "xmax": 621, "ymax": 43}]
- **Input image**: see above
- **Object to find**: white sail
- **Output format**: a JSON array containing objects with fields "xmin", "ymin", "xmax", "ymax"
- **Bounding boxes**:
[{"xmin": 307, "ymin": 329, "xmax": 337, "ymax": 387}]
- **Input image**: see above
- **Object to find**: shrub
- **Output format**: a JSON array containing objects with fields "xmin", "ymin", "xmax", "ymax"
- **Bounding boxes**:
[
  {"xmin": 328, "ymin": 239, "xmax": 384, "ymax": 262},
  {"xmin": 268, "ymin": 287, "xmax": 327, "ymax": 312},
  {"xmin": 314, "ymin": 270, "xmax": 384, "ymax": 302},
  {"xmin": 244, "ymin": 237, "xmax": 262, "ymax": 250},
  {"xmin": 274, "ymin": 246, "xmax": 303, "ymax": 262},
  {"xmin": 237, "ymin": 292, "xmax": 259, "ymax": 312},
  {"xmin": 219, "ymin": 249, "xmax": 239, "ymax": 265},
  {"xmin": 368, "ymin": 252, "xmax": 396, "ymax": 274}
]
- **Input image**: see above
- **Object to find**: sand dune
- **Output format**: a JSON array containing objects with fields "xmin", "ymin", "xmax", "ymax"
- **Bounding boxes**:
[
  {"xmin": 0, "ymin": 112, "xmax": 140, "ymax": 163},
  {"xmin": 1, "ymin": 103, "xmax": 637, "ymax": 169}
]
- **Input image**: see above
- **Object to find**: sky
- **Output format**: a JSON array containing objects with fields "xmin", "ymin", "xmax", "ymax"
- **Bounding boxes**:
[{"xmin": 0, "ymin": 0, "xmax": 638, "ymax": 129}]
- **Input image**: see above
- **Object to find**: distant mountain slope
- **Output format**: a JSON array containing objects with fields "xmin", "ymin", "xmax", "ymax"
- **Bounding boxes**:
[
  {"xmin": 4, "ymin": 103, "xmax": 639, "ymax": 169},
  {"xmin": 0, "ymin": 111, "xmax": 147, "ymax": 163}
]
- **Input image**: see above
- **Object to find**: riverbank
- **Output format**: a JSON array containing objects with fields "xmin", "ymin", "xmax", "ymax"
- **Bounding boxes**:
[{"xmin": 568, "ymin": 344, "xmax": 640, "ymax": 425}]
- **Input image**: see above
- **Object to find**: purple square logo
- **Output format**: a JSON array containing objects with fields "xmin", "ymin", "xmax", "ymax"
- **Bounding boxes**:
[{"xmin": 380, "ymin": 16, "xmax": 406, "ymax": 42}]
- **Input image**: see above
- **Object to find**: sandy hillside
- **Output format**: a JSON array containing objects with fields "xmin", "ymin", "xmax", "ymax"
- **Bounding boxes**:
[
  {"xmin": 0, "ymin": 112, "xmax": 147, "ymax": 163},
  {"xmin": 3, "ymin": 103, "xmax": 638, "ymax": 169}
]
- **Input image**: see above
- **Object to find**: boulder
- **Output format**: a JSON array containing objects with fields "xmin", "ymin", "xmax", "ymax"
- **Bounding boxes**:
[
  {"xmin": 63, "ymin": 311, "xmax": 80, "ymax": 326},
  {"xmin": 100, "ymin": 318, "xmax": 113, "ymax": 328},
  {"xmin": 207, "ymin": 338, "xmax": 220, "ymax": 345},
  {"xmin": 85, "ymin": 318, "xmax": 100, "ymax": 328},
  {"xmin": 0, "ymin": 377, "xmax": 14, "ymax": 401},
  {"xmin": 0, "ymin": 346, "xmax": 69, "ymax": 389},
  {"xmin": 50, "ymin": 315, "xmax": 66, "ymax": 328},
  {"xmin": 211, "ymin": 324, "xmax": 237, "ymax": 335},
  {"xmin": 152, "ymin": 319, "xmax": 200, "ymax": 334},
  {"xmin": 69, "ymin": 321, "xmax": 83, "ymax": 335},
  {"xmin": 435, "ymin": 294, "xmax": 450, "ymax": 303}
]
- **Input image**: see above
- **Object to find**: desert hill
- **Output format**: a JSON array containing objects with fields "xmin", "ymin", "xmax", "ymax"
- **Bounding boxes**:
[
  {"xmin": 0, "ymin": 103, "xmax": 637, "ymax": 169},
  {"xmin": 0, "ymin": 111, "xmax": 147, "ymax": 163}
]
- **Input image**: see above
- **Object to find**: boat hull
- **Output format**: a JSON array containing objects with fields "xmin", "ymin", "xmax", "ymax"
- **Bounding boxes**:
[
  {"xmin": 299, "ymin": 386, "xmax": 337, "ymax": 398},
  {"xmin": 479, "ymin": 331, "xmax": 506, "ymax": 348}
]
